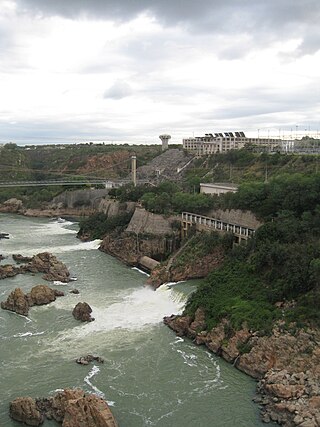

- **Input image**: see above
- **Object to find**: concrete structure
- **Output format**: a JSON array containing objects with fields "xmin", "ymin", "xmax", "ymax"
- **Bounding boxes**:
[
  {"xmin": 131, "ymin": 155, "xmax": 137, "ymax": 187},
  {"xmin": 200, "ymin": 182, "xmax": 238, "ymax": 196},
  {"xmin": 181, "ymin": 211, "xmax": 256, "ymax": 244},
  {"xmin": 183, "ymin": 131, "xmax": 283, "ymax": 156},
  {"xmin": 159, "ymin": 134, "xmax": 171, "ymax": 151}
]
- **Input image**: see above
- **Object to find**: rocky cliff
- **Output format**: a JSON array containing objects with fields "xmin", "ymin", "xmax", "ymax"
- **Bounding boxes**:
[{"xmin": 99, "ymin": 208, "xmax": 180, "ymax": 266}]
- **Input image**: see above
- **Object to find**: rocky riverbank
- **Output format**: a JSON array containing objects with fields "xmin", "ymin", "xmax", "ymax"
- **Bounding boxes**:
[{"xmin": 164, "ymin": 309, "xmax": 320, "ymax": 426}]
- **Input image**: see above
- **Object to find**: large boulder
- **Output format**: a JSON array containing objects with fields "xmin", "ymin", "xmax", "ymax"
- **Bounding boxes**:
[
  {"xmin": 10, "ymin": 397, "xmax": 44, "ymax": 426},
  {"xmin": 28, "ymin": 285, "xmax": 57, "ymax": 306},
  {"xmin": 25, "ymin": 252, "xmax": 70, "ymax": 283},
  {"xmin": 1, "ymin": 285, "xmax": 65, "ymax": 316},
  {"xmin": 63, "ymin": 394, "xmax": 118, "ymax": 427},
  {"xmin": 72, "ymin": 302, "xmax": 94, "ymax": 322},
  {"xmin": 1, "ymin": 288, "xmax": 29, "ymax": 316},
  {"xmin": 0, "ymin": 264, "xmax": 20, "ymax": 279},
  {"xmin": 11, "ymin": 389, "xmax": 118, "ymax": 427}
]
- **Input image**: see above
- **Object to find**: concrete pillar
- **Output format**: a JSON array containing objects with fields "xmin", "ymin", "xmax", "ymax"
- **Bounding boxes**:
[{"xmin": 131, "ymin": 155, "xmax": 137, "ymax": 187}]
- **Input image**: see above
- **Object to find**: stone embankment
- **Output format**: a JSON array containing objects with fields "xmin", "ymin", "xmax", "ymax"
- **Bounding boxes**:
[
  {"xmin": 164, "ymin": 310, "xmax": 320, "ymax": 427},
  {"xmin": 10, "ymin": 388, "xmax": 118, "ymax": 427},
  {"xmin": 0, "ymin": 252, "xmax": 70, "ymax": 282}
]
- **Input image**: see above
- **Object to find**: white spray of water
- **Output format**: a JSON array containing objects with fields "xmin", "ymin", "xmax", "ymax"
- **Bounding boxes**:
[
  {"xmin": 84, "ymin": 365, "xmax": 105, "ymax": 398},
  {"xmin": 20, "ymin": 239, "xmax": 101, "ymax": 256},
  {"xmin": 12, "ymin": 331, "xmax": 45, "ymax": 338},
  {"xmin": 131, "ymin": 267, "xmax": 150, "ymax": 276}
]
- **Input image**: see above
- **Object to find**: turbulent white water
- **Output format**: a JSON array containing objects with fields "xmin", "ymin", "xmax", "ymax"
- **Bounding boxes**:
[{"xmin": 0, "ymin": 214, "xmax": 271, "ymax": 426}]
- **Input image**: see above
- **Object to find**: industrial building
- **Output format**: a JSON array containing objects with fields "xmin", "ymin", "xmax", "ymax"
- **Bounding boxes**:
[{"xmin": 183, "ymin": 132, "xmax": 282, "ymax": 156}]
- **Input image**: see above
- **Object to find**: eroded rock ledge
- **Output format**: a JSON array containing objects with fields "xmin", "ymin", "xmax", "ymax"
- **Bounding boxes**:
[
  {"xmin": 0, "ymin": 252, "xmax": 70, "ymax": 282},
  {"xmin": 10, "ymin": 388, "xmax": 118, "ymax": 427},
  {"xmin": 164, "ymin": 309, "xmax": 320, "ymax": 426}
]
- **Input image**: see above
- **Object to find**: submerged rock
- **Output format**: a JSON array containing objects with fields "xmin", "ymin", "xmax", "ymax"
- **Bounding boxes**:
[
  {"xmin": 76, "ymin": 354, "xmax": 104, "ymax": 365},
  {"xmin": 72, "ymin": 302, "xmax": 94, "ymax": 322}
]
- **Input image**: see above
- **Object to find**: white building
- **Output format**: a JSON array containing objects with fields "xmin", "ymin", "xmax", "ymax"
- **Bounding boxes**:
[
  {"xmin": 200, "ymin": 183, "xmax": 238, "ymax": 196},
  {"xmin": 183, "ymin": 132, "xmax": 282, "ymax": 156}
]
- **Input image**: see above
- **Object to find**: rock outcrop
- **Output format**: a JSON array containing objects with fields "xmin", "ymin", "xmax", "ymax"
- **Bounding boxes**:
[
  {"xmin": 1, "ymin": 285, "xmax": 64, "ymax": 316},
  {"xmin": 148, "ymin": 247, "xmax": 225, "ymax": 288},
  {"xmin": 10, "ymin": 397, "xmax": 44, "ymax": 426},
  {"xmin": 0, "ymin": 198, "xmax": 24, "ymax": 213},
  {"xmin": 164, "ymin": 313, "xmax": 320, "ymax": 426},
  {"xmin": 72, "ymin": 302, "xmax": 94, "ymax": 322},
  {"xmin": 10, "ymin": 389, "xmax": 118, "ymax": 427},
  {"xmin": 1, "ymin": 288, "xmax": 30, "ymax": 316},
  {"xmin": 0, "ymin": 252, "xmax": 70, "ymax": 282},
  {"xmin": 99, "ymin": 208, "xmax": 180, "ymax": 266},
  {"xmin": 12, "ymin": 254, "xmax": 33, "ymax": 263}
]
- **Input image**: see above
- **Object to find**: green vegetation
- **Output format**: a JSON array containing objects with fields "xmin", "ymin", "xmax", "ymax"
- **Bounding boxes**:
[
  {"xmin": 78, "ymin": 211, "xmax": 133, "ymax": 240},
  {"xmin": 0, "ymin": 143, "xmax": 161, "ymax": 207},
  {"xmin": 184, "ymin": 172, "xmax": 320, "ymax": 331},
  {"xmin": 110, "ymin": 181, "xmax": 214, "ymax": 215},
  {"xmin": 182, "ymin": 149, "xmax": 320, "ymax": 186}
]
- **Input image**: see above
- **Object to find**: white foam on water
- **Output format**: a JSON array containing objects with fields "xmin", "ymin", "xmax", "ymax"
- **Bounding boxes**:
[
  {"xmin": 84, "ymin": 365, "xmax": 105, "ymax": 398},
  {"xmin": 84, "ymin": 285, "xmax": 185, "ymax": 334},
  {"xmin": 131, "ymin": 267, "xmax": 150, "ymax": 276},
  {"xmin": 176, "ymin": 349, "xmax": 198, "ymax": 367},
  {"xmin": 53, "ymin": 281, "xmax": 68, "ymax": 286},
  {"xmin": 165, "ymin": 281, "xmax": 186, "ymax": 287},
  {"xmin": 20, "ymin": 239, "xmax": 102, "ymax": 256},
  {"xmin": 38, "ymin": 220, "xmax": 77, "ymax": 236},
  {"xmin": 13, "ymin": 331, "xmax": 45, "ymax": 338},
  {"xmin": 48, "ymin": 285, "xmax": 186, "ymax": 352}
]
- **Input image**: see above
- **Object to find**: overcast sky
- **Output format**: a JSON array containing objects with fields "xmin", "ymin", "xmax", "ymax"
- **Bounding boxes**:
[{"xmin": 0, "ymin": 0, "xmax": 319, "ymax": 145}]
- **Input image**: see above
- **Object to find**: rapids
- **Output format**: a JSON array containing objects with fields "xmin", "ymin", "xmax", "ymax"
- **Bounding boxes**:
[{"xmin": 0, "ymin": 214, "xmax": 273, "ymax": 426}]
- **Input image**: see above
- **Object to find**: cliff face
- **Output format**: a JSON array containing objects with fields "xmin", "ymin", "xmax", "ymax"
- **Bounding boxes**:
[
  {"xmin": 147, "ymin": 247, "xmax": 225, "ymax": 288},
  {"xmin": 99, "ymin": 208, "xmax": 180, "ymax": 265}
]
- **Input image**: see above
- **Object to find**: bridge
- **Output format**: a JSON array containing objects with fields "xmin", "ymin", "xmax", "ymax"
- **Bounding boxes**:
[
  {"xmin": 181, "ymin": 211, "xmax": 256, "ymax": 243},
  {"xmin": 0, "ymin": 179, "xmax": 131, "ymax": 188},
  {"xmin": 0, "ymin": 155, "xmax": 139, "ymax": 188}
]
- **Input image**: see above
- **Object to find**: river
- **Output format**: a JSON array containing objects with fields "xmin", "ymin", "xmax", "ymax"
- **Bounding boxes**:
[{"xmin": 0, "ymin": 213, "xmax": 271, "ymax": 426}]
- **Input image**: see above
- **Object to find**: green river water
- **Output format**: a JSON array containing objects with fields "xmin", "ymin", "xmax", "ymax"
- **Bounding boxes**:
[{"xmin": 0, "ymin": 213, "xmax": 273, "ymax": 427}]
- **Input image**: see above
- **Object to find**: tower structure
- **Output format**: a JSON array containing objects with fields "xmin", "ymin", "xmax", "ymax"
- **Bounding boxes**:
[
  {"xmin": 159, "ymin": 134, "xmax": 171, "ymax": 151},
  {"xmin": 131, "ymin": 155, "xmax": 137, "ymax": 187}
]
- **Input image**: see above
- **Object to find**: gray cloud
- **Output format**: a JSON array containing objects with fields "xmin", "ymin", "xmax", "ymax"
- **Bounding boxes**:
[
  {"xmin": 103, "ymin": 80, "xmax": 133, "ymax": 99},
  {"xmin": 15, "ymin": 0, "xmax": 320, "ymax": 58}
]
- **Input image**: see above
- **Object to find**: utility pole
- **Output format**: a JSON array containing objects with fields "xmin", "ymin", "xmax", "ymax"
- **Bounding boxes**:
[{"xmin": 131, "ymin": 155, "xmax": 137, "ymax": 187}]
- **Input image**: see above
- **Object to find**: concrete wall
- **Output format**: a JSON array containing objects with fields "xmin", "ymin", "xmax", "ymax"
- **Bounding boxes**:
[
  {"xmin": 206, "ymin": 208, "xmax": 262, "ymax": 229},
  {"xmin": 126, "ymin": 208, "xmax": 178, "ymax": 236}
]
